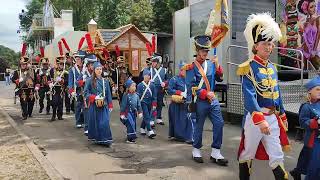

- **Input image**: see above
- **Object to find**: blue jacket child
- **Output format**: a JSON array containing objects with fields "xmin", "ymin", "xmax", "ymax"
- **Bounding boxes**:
[
  {"xmin": 120, "ymin": 79, "xmax": 142, "ymax": 143},
  {"xmin": 137, "ymin": 69, "xmax": 157, "ymax": 138},
  {"xmin": 290, "ymin": 76, "xmax": 320, "ymax": 180}
]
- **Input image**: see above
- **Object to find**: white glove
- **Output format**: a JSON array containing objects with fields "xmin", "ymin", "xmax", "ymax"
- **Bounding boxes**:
[
  {"xmin": 138, "ymin": 113, "xmax": 143, "ymax": 119},
  {"xmin": 83, "ymin": 75, "xmax": 87, "ymax": 81},
  {"xmin": 19, "ymin": 77, "xmax": 24, "ymax": 82},
  {"xmin": 161, "ymin": 82, "xmax": 166, "ymax": 87},
  {"xmin": 103, "ymin": 72, "xmax": 108, "ymax": 76},
  {"xmin": 120, "ymin": 115, "xmax": 125, "ymax": 119},
  {"xmin": 39, "ymin": 71, "xmax": 43, "ymax": 75},
  {"xmin": 181, "ymin": 91, "xmax": 187, "ymax": 98},
  {"xmin": 152, "ymin": 106, "xmax": 156, "ymax": 110},
  {"xmin": 35, "ymin": 87, "xmax": 40, "ymax": 91},
  {"xmin": 49, "ymin": 82, "xmax": 54, "ymax": 88},
  {"xmin": 317, "ymin": 119, "xmax": 320, "ymax": 124},
  {"xmin": 71, "ymin": 91, "xmax": 76, "ymax": 97},
  {"xmin": 109, "ymin": 108, "xmax": 113, "ymax": 112},
  {"xmin": 95, "ymin": 95, "xmax": 101, "ymax": 100},
  {"xmin": 56, "ymin": 76, "xmax": 62, "ymax": 82}
]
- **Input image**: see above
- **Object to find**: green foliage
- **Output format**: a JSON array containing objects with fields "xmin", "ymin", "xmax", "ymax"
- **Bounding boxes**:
[
  {"xmin": 130, "ymin": 0, "xmax": 154, "ymax": 31},
  {"xmin": 19, "ymin": 0, "xmax": 44, "ymax": 31},
  {"xmin": 152, "ymin": 0, "xmax": 185, "ymax": 33},
  {"xmin": 20, "ymin": 0, "xmax": 186, "ymax": 35},
  {"xmin": 0, "ymin": 45, "xmax": 19, "ymax": 71}
]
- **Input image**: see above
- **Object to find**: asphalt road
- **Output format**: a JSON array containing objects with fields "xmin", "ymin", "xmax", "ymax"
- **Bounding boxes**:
[{"xmin": 0, "ymin": 82, "xmax": 304, "ymax": 180}]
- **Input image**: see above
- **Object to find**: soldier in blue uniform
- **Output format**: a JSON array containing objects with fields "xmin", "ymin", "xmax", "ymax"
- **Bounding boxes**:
[
  {"xmin": 84, "ymin": 61, "xmax": 113, "ymax": 146},
  {"xmin": 237, "ymin": 13, "xmax": 290, "ymax": 180},
  {"xmin": 81, "ymin": 54, "xmax": 96, "ymax": 135},
  {"xmin": 290, "ymin": 76, "xmax": 320, "ymax": 180},
  {"xmin": 68, "ymin": 51, "xmax": 88, "ymax": 128},
  {"xmin": 185, "ymin": 35, "xmax": 227, "ymax": 165},
  {"xmin": 120, "ymin": 79, "xmax": 143, "ymax": 143},
  {"xmin": 167, "ymin": 61, "xmax": 193, "ymax": 143},
  {"xmin": 137, "ymin": 69, "xmax": 157, "ymax": 139},
  {"xmin": 145, "ymin": 53, "xmax": 168, "ymax": 126}
]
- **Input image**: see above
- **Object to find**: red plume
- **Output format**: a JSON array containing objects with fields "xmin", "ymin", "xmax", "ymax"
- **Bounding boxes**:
[
  {"xmin": 151, "ymin": 35, "xmax": 156, "ymax": 53},
  {"xmin": 58, "ymin": 41, "xmax": 64, "ymax": 56},
  {"xmin": 102, "ymin": 48, "xmax": 110, "ymax": 59},
  {"xmin": 85, "ymin": 33, "xmax": 94, "ymax": 52},
  {"xmin": 61, "ymin": 38, "xmax": 70, "ymax": 52},
  {"xmin": 146, "ymin": 43, "xmax": 152, "ymax": 56},
  {"xmin": 78, "ymin": 37, "xmax": 85, "ymax": 51},
  {"xmin": 40, "ymin": 47, "xmax": 44, "ymax": 57},
  {"xmin": 115, "ymin": 45, "xmax": 121, "ymax": 57},
  {"xmin": 35, "ymin": 55, "xmax": 41, "ymax": 63},
  {"xmin": 21, "ymin": 43, "xmax": 27, "ymax": 56}
]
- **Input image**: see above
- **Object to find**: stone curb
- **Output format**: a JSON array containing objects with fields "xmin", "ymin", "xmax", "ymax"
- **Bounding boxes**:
[{"xmin": 0, "ymin": 107, "xmax": 64, "ymax": 180}]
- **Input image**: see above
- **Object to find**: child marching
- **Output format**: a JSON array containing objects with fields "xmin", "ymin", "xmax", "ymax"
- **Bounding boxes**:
[
  {"xmin": 120, "ymin": 79, "xmax": 143, "ymax": 143},
  {"xmin": 137, "ymin": 69, "xmax": 157, "ymax": 139}
]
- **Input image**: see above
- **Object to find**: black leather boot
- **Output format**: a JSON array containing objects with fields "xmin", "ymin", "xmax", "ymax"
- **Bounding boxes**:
[
  {"xmin": 239, "ymin": 160, "xmax": 252, "ymax": 180},
  {"xmin": 272, "ymin": 165, "xmax": 288, "ymax": 180},
  {"xmin": 289, "ymin": 169, "xmax": 301, "ymax": 180}
]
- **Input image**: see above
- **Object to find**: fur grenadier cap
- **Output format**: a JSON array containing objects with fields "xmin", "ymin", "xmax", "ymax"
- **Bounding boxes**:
[{"xmin": 244, "ymin": 13, "xmax": 282, "ymax": 58}]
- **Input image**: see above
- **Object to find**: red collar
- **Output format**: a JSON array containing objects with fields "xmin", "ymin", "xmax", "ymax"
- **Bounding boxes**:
[{"xmin": 253, "ymin": 55, "xmax": 268, "ymax": 66}]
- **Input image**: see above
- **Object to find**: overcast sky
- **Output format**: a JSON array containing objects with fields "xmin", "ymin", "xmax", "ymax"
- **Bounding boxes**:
[{"xmin": 0, "ymin": 0, "xmax": 27, "ymax": 52}]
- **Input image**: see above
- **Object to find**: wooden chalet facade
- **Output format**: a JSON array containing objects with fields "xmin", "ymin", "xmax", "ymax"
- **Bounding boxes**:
[{"xmin": 92, "ymin": 24, "xmax": 152, "ymax": 77}]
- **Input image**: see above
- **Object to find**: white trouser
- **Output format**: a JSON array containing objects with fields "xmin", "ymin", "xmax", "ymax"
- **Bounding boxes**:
[{"xmin": 239, "ymin": 113, "xmax": 284, "ymax": 168}]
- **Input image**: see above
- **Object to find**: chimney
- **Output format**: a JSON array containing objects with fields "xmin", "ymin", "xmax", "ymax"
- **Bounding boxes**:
[{"xmin": 87, "ymin": 19, "xmax": 97, "ymax": 37}]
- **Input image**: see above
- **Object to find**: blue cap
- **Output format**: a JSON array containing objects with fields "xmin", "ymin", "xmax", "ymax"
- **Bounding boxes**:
[
  {"xmin": 143, "ymin": 69, "xmax": 151, "ymax": 77},
  {"xmin": 194, "ymin": 35, "xmax": 211, "ymax": 51},
  {"xmin": 93, "ymin": 62, "xmax": 102, "ymax": 69},
  {"xmin": 125, "ymin": 79, "xmax": 135, "ymax": 88},
  {"xmin": 178, "ymin": 61, "xmax": 186, "ymax": 70},
  {"xmin": 84, "ymin": 54, "xmax": 98, "ymax": 63},
  {"xmin": 305, "ymin": 76, "xmax": 320, "ymax": 91},
  {"xmin": 74, "ymin": 50, "xmax": 86, "ymax": 58}
]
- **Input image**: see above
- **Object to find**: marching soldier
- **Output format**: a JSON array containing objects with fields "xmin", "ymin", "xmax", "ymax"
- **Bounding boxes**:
[
  {"xmin": 137, "ymin": 69, "xmax": 157, "ymax": 139},
  {"xmin": 60, "ymin": 38, "xmax": 74, "ymax": 114},
  {"xmin": 237, "ymin": 13, "xmax": 290, "ymax": 180},
  {"xmin": 101, "ymin": 52, "xmax": 116, "ymax": 96},
  {"xmin": 185, "ymin": 35, "xmax": 227, "ymax": 165},
  {"xmin": 115, "ymin": 46, "xmax": 132, "ymax": 104},
  {"xmin": 35, "ymin": 56, "xmax": 52, "ymax": 114},
  {"xmin": 64, "ymin": 53, "xmax": 74, "ymax": 114},
  {"xmin": 68, "ymin": 50, "xmax": 87, "ymax": 128},
  {"xmin": 82, "ymin": 53, "xmax": 96, "ymax": 135},
  {"xmin": 12, "ymin": 43, "xmax": 36, "ymax": 120},
  {"xmin": 145, "ymin": 53, "xmax": 168, "ymax": 126},
  {"xmin": 49, "ymin": 53, "xmax": 68, "ymax": 121}
]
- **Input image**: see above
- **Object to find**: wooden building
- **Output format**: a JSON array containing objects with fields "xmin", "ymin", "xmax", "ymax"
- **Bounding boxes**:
[{"xmin": 88, "ymin": 21, "xmax": 152, "ymax": 77}]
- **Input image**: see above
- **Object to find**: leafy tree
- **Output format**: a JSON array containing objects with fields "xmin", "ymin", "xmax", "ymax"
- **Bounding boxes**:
[
  {"xmin": 130, "ymin": 0, "xmax": 154, "ymax": 31},
  {"xmin": 152, "ymin": 0, "xmax": 184, "ymax": 33},
  {"xmin": 19, "ymin": 0, "xmax": 44, "ymax": 31},
  {"xmin": 0, "ymin": 45, "xmax": 20, "ymax": 71},
  {"xmin": 115, "ymin": 0, "xmax": 133, "ymax": 27}
]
